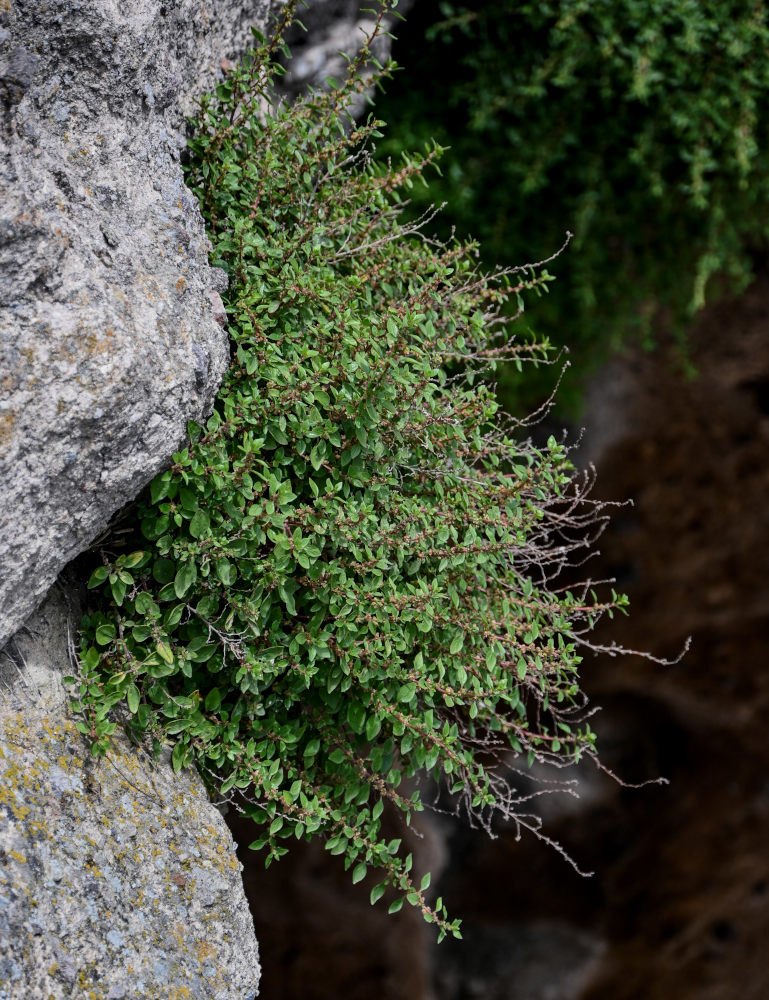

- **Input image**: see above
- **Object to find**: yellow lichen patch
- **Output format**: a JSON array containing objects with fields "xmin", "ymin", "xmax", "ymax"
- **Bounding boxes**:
[
  {"xmin": 82, "ymin": 331, "xmax": 117, "ymax": 356},
  {"xmin": 194, "ymin": 940, "xmax": 215, "ymax": 962},
  {"xmin": 0, "ymin": 409, "xmax": 17, "ymax": 447},
  {"xmin": 167, "ymin": 987, "xmax": 193, "ymax": 1000}
]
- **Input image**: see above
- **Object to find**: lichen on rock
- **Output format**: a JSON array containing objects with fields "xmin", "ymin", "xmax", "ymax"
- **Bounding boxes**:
[{"xmin": 0, "ymin": 587, "xmax": 260, "ymax": 1000}]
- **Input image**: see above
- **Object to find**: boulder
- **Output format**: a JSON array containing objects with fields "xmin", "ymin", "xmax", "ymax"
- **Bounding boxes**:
[
  {"xmin": 0, "ymin": 0, "xmax": 280, "ymax": 647},
  {"xmin": 0, "ymin": 586, "xmax": 261, "ymax": 999}
]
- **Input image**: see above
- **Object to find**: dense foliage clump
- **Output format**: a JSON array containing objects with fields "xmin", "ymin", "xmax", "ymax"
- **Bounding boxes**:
[
  {"xmin": 74, "ymin": 5, "xmax": 627, "ymax": 936},
  {"xmin": 377, "ymin": 0, "xmax": 769, "ymax": 409}
]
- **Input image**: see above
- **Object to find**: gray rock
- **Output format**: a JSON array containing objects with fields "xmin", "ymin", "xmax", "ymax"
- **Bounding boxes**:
[
  {"xmin": 0, "ymin": 0, "xmax": 280, "ymax": 647},
  {"xmin": 0, "ymin": 587, "xmax": 261, "ymax": 1000}
]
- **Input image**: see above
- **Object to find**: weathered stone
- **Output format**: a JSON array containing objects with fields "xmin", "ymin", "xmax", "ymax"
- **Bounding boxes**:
[
  {"xmin": 0, "ymin": 0, "xmax": 281, "ymax": 646},
  {"xmin": 0, "ymin": 587, "xmax": 260, "ymax": 999}
]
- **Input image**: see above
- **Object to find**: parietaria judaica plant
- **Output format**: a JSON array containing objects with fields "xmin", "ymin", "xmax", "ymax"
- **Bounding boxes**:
[{"xmin": 72, "ymin": 2, "xmax": 636, "ymax": 939}]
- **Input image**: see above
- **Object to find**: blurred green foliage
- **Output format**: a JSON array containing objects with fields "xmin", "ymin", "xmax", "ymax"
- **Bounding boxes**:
[{"xmin": 377, "ymin": 0, "xmax": 769, "ymax": 412}]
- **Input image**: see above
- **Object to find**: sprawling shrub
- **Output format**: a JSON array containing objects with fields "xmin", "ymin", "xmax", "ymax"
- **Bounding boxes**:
[
  {"xmin": 376, "ymin": 0, "xmax": 769, "ymax": 410},
  {"xmin": 74, "ymin": 4, "xmax": 628, "ymax": 937}
]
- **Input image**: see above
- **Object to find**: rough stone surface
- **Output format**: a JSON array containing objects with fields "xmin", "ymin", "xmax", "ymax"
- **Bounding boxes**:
[
  {"xmin": 0, "ymin": 0, "xmax": 282, "ymax": 647},
  {"xmin": 0, "ymin": 586, "xmax": 260, "ymax": 999}
]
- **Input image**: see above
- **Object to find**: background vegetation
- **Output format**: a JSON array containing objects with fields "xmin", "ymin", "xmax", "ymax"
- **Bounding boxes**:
[{"xmin": 376, "ymin": 0, "xmax": 769, "ymax": 412}]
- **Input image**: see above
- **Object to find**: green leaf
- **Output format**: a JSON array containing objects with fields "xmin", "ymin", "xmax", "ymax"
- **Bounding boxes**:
[
  {"xmin": 220, "ymin": 773, "xmax": 237, "ymax": 795},
  {"xmin": 205, "ymin": 687, "xmax": 222, "ymax": 712},
  {"xmin": 449, "ymin": 633, "xmax": 464, "ymax": 655},
  {"xmin": 110, "ymin": 578, "xmax": 127, "ymax": 606},
  {"xmin": 157, "ymin": 582, "xmax": 177, "ymax": 602},
  {"xmin": 150, "ymin": 472, "xmax": 171, "ymax": 504},
  {"xmin": 347, "ymin": 701, "xmax": 366, "ymax": 735},
  {"xmin": 82, "ymin": 646, "xmax": 100, "ymax": 670},
  {"xmin": 309, "ymin": 441, "xmax": 325, "ymax": 471},
  {"xmin": 126, "ymin": 683, "xmax": 140, "ymax": 714},
  {"xmin": 134, "ymin": 592, "xmax": 157, "ymax": 617},
  {"xmin": 87, "ymin": 566, "xmax": 109, "ymax": 588},
  {"xmin": 171, "ymin": 741, "xmax": 186, "ymax": 774},
  {"xmin": 189, "ymin": 509, "xmax": 211, "ymax": 538},
  {"xmin": 122, "ymin": 551, "xmax": 148, "ymax": 568},
  {"xmin": 174, "ymin": 561, "xmax": 198, "ymax": 599},
  {"xmin": 153, "ymin": 559, "xmax": 175, "ymax": 584},
  {"xmin": 352, "ymin": 862, "xmax": 367, "ymax": 884},
  {"xmin": 216, "ymin": 558, "xmax": 236, "ymax": 586},
  {"xmin": 370, "ymin": 882, "xmax": 386, "ymax": 905},
  {"xmin": 95, "ymin": 623, "xmax": 116, "ymax": 645},
  {"xmin": 397, "ymin": 682, "xmax": 416, "ymax": 703},
  {"xmin": 278, "ymin": 583, "xmax": 296, "ymax": 615}
]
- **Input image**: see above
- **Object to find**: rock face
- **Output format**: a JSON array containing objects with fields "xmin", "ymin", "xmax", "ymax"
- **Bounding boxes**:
[
  {"xmin": 0, "ymin": 0, "xmax": 289, "ymax": 994},
  {"xmin": 0, "ymin": 586, "xmax": 261, "ymax": 999},
  {"xmin": 0, "ymin": 0, "xmax": 280, "ymax": 647}
]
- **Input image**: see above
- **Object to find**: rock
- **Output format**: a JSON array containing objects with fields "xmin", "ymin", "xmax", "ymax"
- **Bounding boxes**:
[
  {"xmin": 0, "ymin": 0, "xmax": 280, "ymax": 647},
  {"xmin": 0, "ymin": 587, "xmax": 261, "ymax": 1000}
]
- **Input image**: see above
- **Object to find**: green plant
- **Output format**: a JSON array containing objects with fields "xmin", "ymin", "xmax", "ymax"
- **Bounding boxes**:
[
  {"xmin": 376, "ymin": 0, "xmax": 769, "ymax": 413},
  {"xmin": 73, "ymin": 4, "xmax": 629, "ymax": 938}
]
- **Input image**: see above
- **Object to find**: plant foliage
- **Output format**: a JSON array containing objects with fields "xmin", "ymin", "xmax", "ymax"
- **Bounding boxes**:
[
  {"xmin": 376, "ymin": 0, "xmax": 769, "ymax": 409},
  {"xmin": 74, "ymin": 3, "xmax": 628, "ymax": 937}
]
